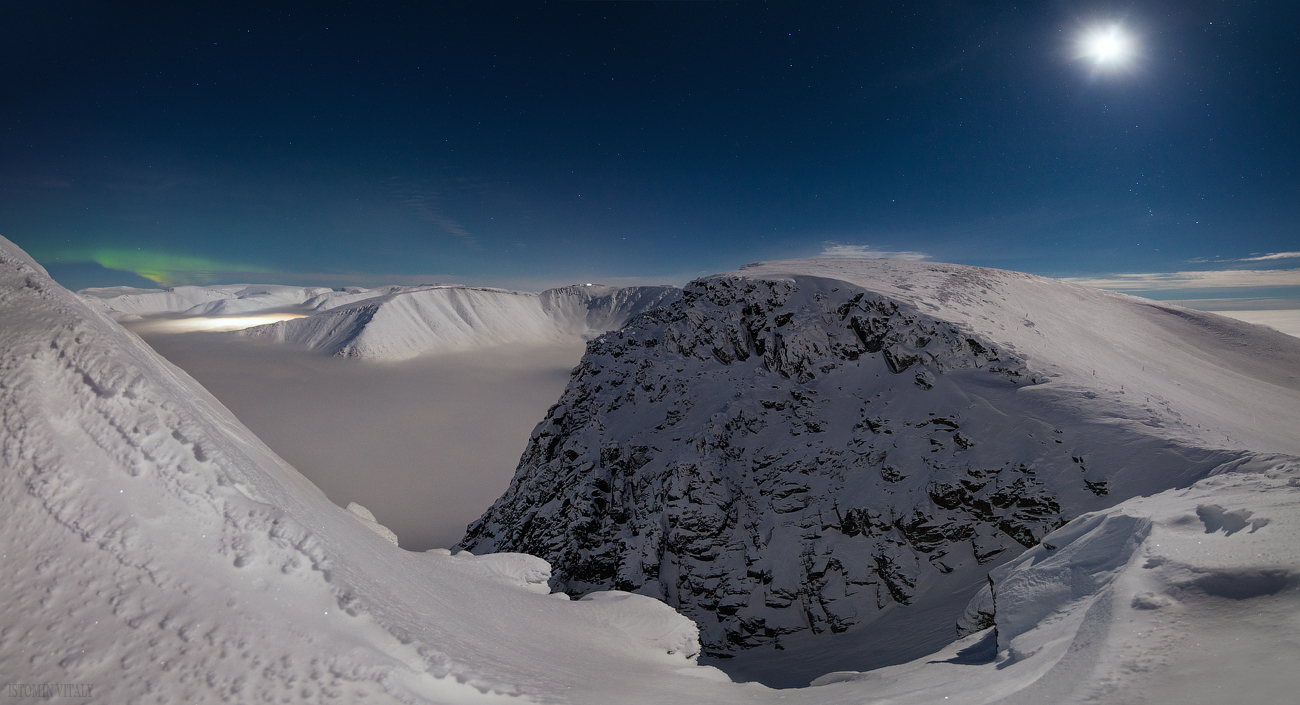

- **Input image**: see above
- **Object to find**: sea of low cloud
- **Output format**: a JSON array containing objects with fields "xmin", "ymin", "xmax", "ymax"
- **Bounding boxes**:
[{"xmin": 135, "ymin": 328, "xmax": 586, "ymax": 551}]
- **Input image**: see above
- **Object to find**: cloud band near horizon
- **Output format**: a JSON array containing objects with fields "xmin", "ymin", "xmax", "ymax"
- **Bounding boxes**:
[{"xmin": 1062, "ymin": 268, "xmax": 1300, "ymax": 291}]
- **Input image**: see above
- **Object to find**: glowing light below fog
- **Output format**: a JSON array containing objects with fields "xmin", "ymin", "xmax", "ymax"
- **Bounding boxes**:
[
  {"xmin": 130, "ymin": 313, "xmax": 308, "ymax": 334},
  {"xmin": 1081, "ymin": 26, "xmax": 1132, "ymax": 67}
]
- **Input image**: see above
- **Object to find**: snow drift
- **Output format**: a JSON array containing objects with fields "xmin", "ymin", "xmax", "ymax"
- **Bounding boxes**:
[
  {"xmin": 809, "ymin": 461, "xmax": 1300, "ymax": 704},
  {"xmin": 461, "ymin": 258, "xmax": 1300, "ymax": 685}
]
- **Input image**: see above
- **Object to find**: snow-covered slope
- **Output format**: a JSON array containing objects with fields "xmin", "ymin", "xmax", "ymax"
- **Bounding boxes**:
[
  {"xmin": 541, "ymin": 284, "xmax": 685, "ymax": 336},
  {"xmin": 461, "ymin": 258, "xmax": 1300, "ymax": 685},
  {"xmin": 0, "ymin": 236, "xmax": 722, "ymax": 703},
  {"xmin": 244, "ymin": 284, "xmax": 680, "ymax": 360},
  {"xmin": 807, "ymin": 463, "xmax": 1300, "ymax": 704}
]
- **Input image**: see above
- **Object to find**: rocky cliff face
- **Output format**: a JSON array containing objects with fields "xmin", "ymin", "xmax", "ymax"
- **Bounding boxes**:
[
  {"xmin": 540, "ymin": 284, "xmax": 682, "ymax": 336},
  {"xmin": 461, "ymin": 261, "xmax": 1300, "ymax": 667}
]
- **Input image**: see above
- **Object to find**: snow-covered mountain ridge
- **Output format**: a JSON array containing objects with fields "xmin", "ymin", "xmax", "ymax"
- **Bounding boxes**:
[
  {"xmin": 80, "ymin": 282, "xmax": 339, "ymax": 318},
  {"xmin": 461, "ymin": 258, "xmax": 1300, "ymax": 684},
  {"xmin": 80, "ymin": 281, "xmax": 682, "ymax": 360},
  {"xmin": 243, "ymin": 283, "xmax": 680, "ymax": 360}
]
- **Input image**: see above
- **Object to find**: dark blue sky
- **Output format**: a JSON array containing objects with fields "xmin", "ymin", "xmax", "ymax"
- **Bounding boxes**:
[{"xmin": 2, "ymin": 1, "xmax": 1297, "ymax": 297}]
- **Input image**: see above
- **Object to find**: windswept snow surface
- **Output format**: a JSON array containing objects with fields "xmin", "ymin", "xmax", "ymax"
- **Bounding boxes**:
[
  {"xmin": 8, "ymin": 238, "xmax": 1300, "ymax": 704},
  {"xmin": 462, "ymin": 258, "xmax": 1300, "ymax": 686},
  {"xmin": 728, "ymin": 259, "xmax": 1300, "ymax": 456},
  {"xmin": 810, "ymin": 462, "xmax": 1300, "ymax": 705},
  {"xmin": 0, "ymin": 236, "xmax": 728, "ymax": 703}
]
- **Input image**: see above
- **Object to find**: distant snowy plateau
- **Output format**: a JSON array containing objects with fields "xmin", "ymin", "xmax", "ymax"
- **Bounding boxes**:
[
  {"xmin": 81, "ymin": 278, "xmax": 681, "ymax": 360},
  {"xmin": 3, "ymin": 232, "xmax": 1299, "ymax": 704}
]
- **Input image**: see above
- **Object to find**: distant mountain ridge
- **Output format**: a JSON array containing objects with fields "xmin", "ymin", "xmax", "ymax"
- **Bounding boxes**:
[
  {"xmin": 80, "ymin": 283, "xmax": 338, "ymax": 318},
  {"xmin": 244, "ymin": 283, "xmax": 681, "ymax": 360},
  {"xmin": 80, "ymin": 281, "xmax": 682, "ymax": 360},
  {"xmin": 460, "ymin": 258, "xmax": 1300, "ymax": 685}
]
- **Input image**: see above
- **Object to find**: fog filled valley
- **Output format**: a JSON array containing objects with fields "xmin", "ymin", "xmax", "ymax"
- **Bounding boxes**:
[
  {"xmin": 4, "ymin": 235, "xmax": 1300, "ymax": 703},
  {"xmin": 130, "ymin": 332, "xmax": 586, "ymax": 552}
]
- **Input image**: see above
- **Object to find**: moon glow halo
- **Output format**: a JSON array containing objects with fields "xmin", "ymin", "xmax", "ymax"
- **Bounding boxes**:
[{"xmin": 1080, "ymin": 25, "xmax": 1134, "ymax": 69}]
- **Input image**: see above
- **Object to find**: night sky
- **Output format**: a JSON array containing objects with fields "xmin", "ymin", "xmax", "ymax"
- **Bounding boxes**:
[{"xmin": 3, "ymin": 1, "xmax": 1297, "ymax": 302}]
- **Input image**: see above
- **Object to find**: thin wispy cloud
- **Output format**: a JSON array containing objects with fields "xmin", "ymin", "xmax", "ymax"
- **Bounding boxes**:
[
  {"xmin": 387, "ymin": 178, "xmax": 478, "ymax": 248},
  {"xmin": 820, "ymin": 243, "xmax": 931, "ymax": 260},
  {"xmin": 1186, "ymin": 252, "xmax": 1300, "ymax": 264},
  {"xmin": 1241, "ymin": 252, "xmax": 1300, "ymax": 262},
  {"xmin": 1063, "ymin": 268, "xmax": 1300, "ymax": 291}
]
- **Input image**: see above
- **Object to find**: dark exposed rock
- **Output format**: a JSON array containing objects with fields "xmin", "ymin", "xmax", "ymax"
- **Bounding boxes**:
[{"xmin": 461, "ymin": 274, "xmax": 1095, "ymax": 656}]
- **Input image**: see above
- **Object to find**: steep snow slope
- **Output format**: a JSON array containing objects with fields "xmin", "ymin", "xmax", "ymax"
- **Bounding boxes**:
[
  {"xmin": 244, "ymin": 284, "xmax": 680, "ymax": 360},
  {"xmin": 541, "ymin": 284, "xmax": 684, "ymax": 336},
  {"xmin": 461, "ymin": 259, "xmax": 1300, "ymax": 685},
  {"xmin": 0, "ymin": 236, "xmax": 725, "ymax": 704}
]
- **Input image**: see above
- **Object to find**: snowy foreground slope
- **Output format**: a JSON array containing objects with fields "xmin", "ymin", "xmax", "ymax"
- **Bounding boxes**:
[
  {"xmin": 82, "ymin": 281, "xmax": 680, "ymax": 360},
  {"xmin": 462, "ymin": 258, "xmax": 1300, "ymax": 685},
  {"xmin": 1, "ymin": 237, "xmax": 719, "ymax": 703},
  {"xmin": 8, "ymin": 236, "xmax": 1300, "ymax": 704}
]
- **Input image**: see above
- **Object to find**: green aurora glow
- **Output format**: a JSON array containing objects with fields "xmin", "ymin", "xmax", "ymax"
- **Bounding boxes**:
[{"xmin": 34, "ymin": 248, "xmax": 273, "ymax": 286}]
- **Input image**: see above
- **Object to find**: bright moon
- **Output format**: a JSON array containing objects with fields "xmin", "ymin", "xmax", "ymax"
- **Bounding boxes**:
[{"xmin": 1081, "ymin": 26, "xmax": 1133, "ymax": 67}]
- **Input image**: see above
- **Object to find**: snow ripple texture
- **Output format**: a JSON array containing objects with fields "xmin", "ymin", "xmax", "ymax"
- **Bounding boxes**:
[{"xmin": 0, "ymin": 235, "xmax": 712, "ymax": 704}]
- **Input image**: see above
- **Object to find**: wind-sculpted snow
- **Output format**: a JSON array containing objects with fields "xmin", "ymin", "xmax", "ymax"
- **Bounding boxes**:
[
  {"xmin": 462, "ymin": 260, "xmax": 1300, "ymax": 684},
  {"xmin": 0, "ymin": 236, "xmax": 721, "ymax": 704},
  {"xmin": 811, "ymin": 461, "xmax": 1300, "ymax": 704}
]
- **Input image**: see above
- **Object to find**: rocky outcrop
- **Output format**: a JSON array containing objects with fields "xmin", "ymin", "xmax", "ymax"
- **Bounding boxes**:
[
  {"xmin": 462, "ymin": 273, "xmax": 1063, "ymax": 655},
  {"xmin": 461, "ymin": 261, "xmax": 1300, "ymax": 664}
]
